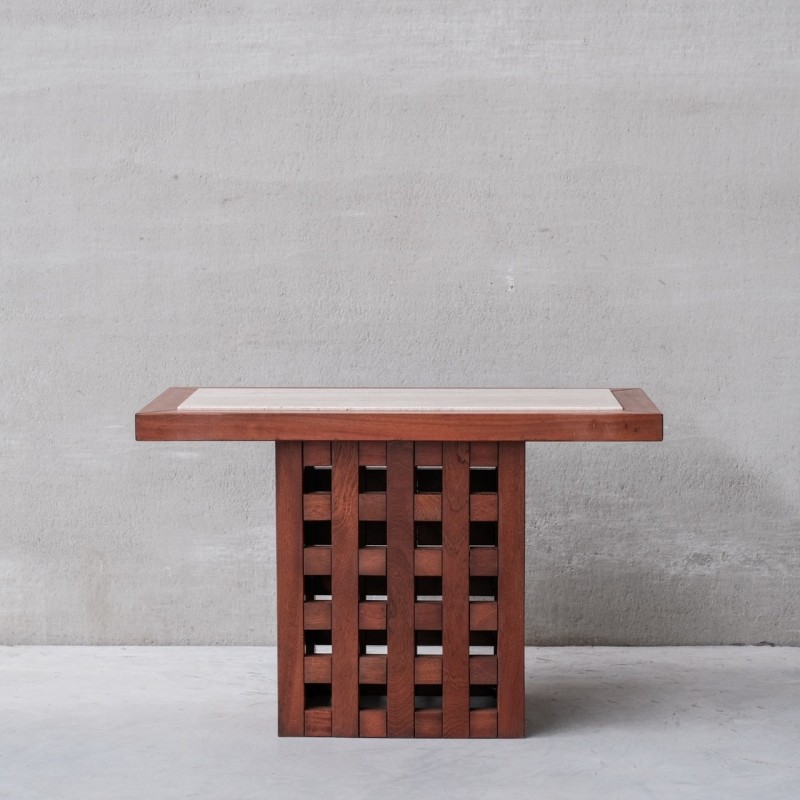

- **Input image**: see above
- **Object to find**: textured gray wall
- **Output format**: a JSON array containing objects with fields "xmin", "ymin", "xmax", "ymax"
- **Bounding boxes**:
[{"xmin": 2, "ymin": 2, "xmax": 798, "ymax": 645}]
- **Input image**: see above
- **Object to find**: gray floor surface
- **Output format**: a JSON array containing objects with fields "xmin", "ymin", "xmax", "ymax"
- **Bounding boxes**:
[{"xmin": 1, "ymin": 646, "xmax": 798, "ymax": 800}]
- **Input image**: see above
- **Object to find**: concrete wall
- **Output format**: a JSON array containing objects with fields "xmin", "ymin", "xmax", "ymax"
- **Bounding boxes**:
[{"xmin": 2, "ymin": 1, "xmax": 798, "ymax": 645}]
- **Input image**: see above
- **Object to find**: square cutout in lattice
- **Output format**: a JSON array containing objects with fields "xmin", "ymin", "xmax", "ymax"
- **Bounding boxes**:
[
  {"xmin": 360, "ymin": 576, "xmax": 387, "ymax": 602},
  {"xmin": 415, "ymin": 685, "xmax": 443, "ymax": 710},
  {"xmin": 415, "ymin": 576, "xmax": 442, "ymax": 601},
  {"xmin": 303, "ymin": 466, "xmax": 331, "ymax": 493},
  {"xmin": 305, "ymin": 575, "xmax": 332, "ymax": 601},
  {"xmin": 469, "ymin": 631, "xmax": 497, "ymax": 656},
  {"xmin": 359, "ymin": 684, "xmax": 388, "ymax": 710},
  {"xmin": 469, "ymin": 576, "xmax": 497, "ymax": 602},
  {"xmin": 304, "ymin": 520, "xmax": 332, "ymax": 546},
  {"xmin": 359, "ymin": 466, "xmax": 387, "ymax": 493},
  {"xmin": 360, "ymin": 630, "xmax": 387, "ymax": 655},
  {"xmin": 305, "ymin": 683, "xmax": 332, "ymax": 709},
  {"xmin": 415, "ymin": 521, "xmax": 443, "ymax": 547},
  {"xmin": 415, "ymin": 467, "xmax": 442, "ymax": 493},
  {"xmin": 469, "ymin": 686, "xmax": 497, "ymax": 709},
  {"xmin": 305, "ymin": 630, "xmax": 332, "ymax": 655},
  {"xmin": 469, "ymin": 467, "xmax": 498, "ymax": 493},
  {"xmin": 359, "ymin": 521, "xmax": 387, "ymax": 547},
  {"xmin": 469, "ymin": 521, "xmax": 498, "ymax": 547}
]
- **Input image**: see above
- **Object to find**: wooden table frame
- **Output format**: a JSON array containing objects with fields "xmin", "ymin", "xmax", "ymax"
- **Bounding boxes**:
[{"xmin": 136, "ymin": 388, "xmax": 662, "ymax": 738}]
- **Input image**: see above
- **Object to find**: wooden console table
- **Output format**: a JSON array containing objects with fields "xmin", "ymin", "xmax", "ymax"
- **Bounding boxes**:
[{"xmin": 135, "ymin": 387, "xmax": 662, "ymax": 739}]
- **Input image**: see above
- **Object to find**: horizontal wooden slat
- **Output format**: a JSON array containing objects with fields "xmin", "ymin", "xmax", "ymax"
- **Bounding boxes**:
[
  {"xmin": 415, "ymin": 602, "xmax": 443, "ymax": 630},
  {"xmin": 469, "ymin": 656, "xmax": 497, "ymax": 684},
  {"xmin": 304, "ymin": 655, "xmax": 332, "ymax": 683},
  {"xmin": 470, "ymin": 709, "xmax": 498, "ymax": 738},
  {"xmin": 470, "ymin": 442, "xmax": 498, "ymax": 467},
  {"xmin": 303, "ymin": 442, "xmax": 331, "ymax": 466},
  {"xmin": 304, "ymin": 601, "xmax": 332, "ymax": 630},
  {"xmin": 359, "ymin": 655, "xmax": 387, "ymax": 684},
  {"xmin": 359, "ymin": 442, "xmax": 387, "ymax": 465},
  {"xmin": 414, "ymin": 442, "xmax": 443, "ymax": 465},
  {"xmin": 415, "ymin": 709, "xmax": 443, "ymax": 738},
  {"xmin": 469, "ymin": 602, "xmax": 498, "ymax": 631},
  {"xmin": 414, "ymin": 549, "xmax": 442, "ymax": 576},
  {"xmin": 358, "ymin": 548, "xmax": 386, "ymax": 576},
  {"xmin": 303, "ymin": 494, "xmax": 331, "ymax": 520},
  {"xmin": 358, "ymin": 602, "xmax": 387, "ymax": 630},
  {"xmin": 304, "ymin": 708, "xmax": 332, "ymax": 736},
  {"xmin": 359, "ymin": 493, "xmax": 386, "ymax": 521},
  {"xmin": 359, "ymin": 709, "xmax": 387, "ymax": 737},
  {"xmin": 415, "ymin": 656, "xmax": 443, "ymax": 684},
  {"xmin": 469, "ymin": 548, "xmax": 497, "ymax": 576},
  {"xmin": 414, "ymin": 494, "xmax": 442, "ymax": 521},
  {"xmin": 303, "ymin": 547, "xmax": 331, "ymax": 575},
  {"xmin": 470, "ymin": 493, "xmax": 498, "ymax": 521}
]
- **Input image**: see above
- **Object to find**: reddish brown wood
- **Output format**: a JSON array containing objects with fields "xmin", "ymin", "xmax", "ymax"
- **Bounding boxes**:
[
  {"xmin": 470, "ymin": 494, "xmax": 498, "ymax": 521},
  {"xmin": 304, "ymin": 709, "xmax": 332, "ymax": 736},
  {"xmin": 386, "ymin": 441, "xmax": 415, "ymax": 738},
  {"xmin": 304, "ymin": 655, "xmax": 332, "ymax": 683},
  {"xmin": 358, "ymin": 494, "xmax": 386, "ymax": 520},
  {"xmin": 358, "ymin": 602, "xmax": 387, "ymax": 630},
  {"xmin": 358, "ymin": 441, "xmax": 386, "ymax": 465},
  {"xmin": 414, "ymin": 656, "xmax": 443, "ymax": 684},
  {"xmin": 303, "ymin": 494, "xmax": 331, "ymax": 520},
  {"xmin": 358, "ymin": 656, "xmax": 387, "ymax": 684},
  {"xmin": 135, "ymin": 388, "xmax": 663, "ymax": 442},
  {"xmin": 442, "ymin": 442, "xmax": 471, "ymax": 738},
  {"xmin": 414, "ymin": 602, "xmax": 443, "ymax": 630},
  {"xmin": 470, "ymin": 442, "xmax": 498, "ymax": 466},
  {"xmin": 470, "ymin": 709, "xmax": 498, "ymax": 738},
  {"xmin": 414, "ymin": 442, "xmax": 443, "ymax": 465},
  {"xmin": 303, "ymin": 601, "xmax": 332, "ymax": 630},
  {"xmin": 414, "ymin": 549, "xmax": 442, "ymax": 576},
  {"xmin": 415, "ymin": 709, "xmax": 443, "ymax": 738},
  {"xmin": 303, "ymin": 547, "xmax": 331, "ymax": 575},
  {"xmin": 469, "ymin": 602, "xmax": 498, "ymax": 631},
  {"xmin": 275, "ymin": 441, "xmax": 305, "ymax": 737},
  {"xmin": 303, "ymin": 441, "xmax": 331, "ymax": 466},
  {"xmin": 358, "ymin": 548, "xmax": 386, "ymax": 576},
  {"xmin": 497, "ymin": 442, "xmax": 526, "ymax": 738},
  {"xmin": 414, "ymin": 494, "xmax": 442, "ymax": 521},
  {"xmin": 469, "ymin": 656, "xmax": 498, "ymax": 684},
  {"xmin": 331, "ymin": 442, "xmax": 359, "ymax": 737},
  {"xmin": 469, "ymin": 548, "xmax": 498, "ymax": 576},
  {"xmin": 359, "ymin": 710, "xmax": 387, "ymax": 737}
]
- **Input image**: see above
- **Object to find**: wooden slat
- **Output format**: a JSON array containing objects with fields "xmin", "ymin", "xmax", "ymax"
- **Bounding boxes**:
[
  {"xmin": 470, "ymin": 442, "xmax": 498, "ymax": 467},
  {"xmin": 275, "ymin": 441, "xmax": 305, "ymax": 737},
  {"xmin": 358, "ymin": 602, "xmax": 387, "ymax": 630},
  {"xmin": 469, "ymin": 656, "xmax": 498, "ymax": 684},
  {"xmin": 359, "ymin": 493, "xmax": 386, "ymax": 521},
  {"xmin": 442, "ymin": 441, "xmax": 470, "ymax": 738},
  {"xmin": 303, "ymin": 441, "xmax": 331, "ymax": 466},
  {"xmin": 386, "ymin": 441, "xmax": 415, "ymax": 738},
  {"xmin": 304, "ymin": 601, "xmax": 332, "ymax": 630},
  {"xmin": 414, "ymin": 494, "xmax": 442, "ymax": 521},
  {"xmin": 469, "ymin": 602, "xmax": 498, "ymax": 631},
  {"xmin": 470, "ymin": 494, "xmax": 498, "ymax": 521},
  {"xmin": 415, "ymin": 709, "xmax": 443, "ymax": 738},
  {"xmin": 359, "ymin": 709, "xmax": 387, "ymax": 737},
  {"xmin": 414, "ymin": 656, "xmax": 443, "ymax": 684},
  {"xmin": 469, "ymin": 548, "xmax": 497, "ymax": 576},
  {"xmin": 358, "ymin": 548, "xmax": 386, "ymax": 576},
  {"xmin": 470, "ymin": 709, "xmax": 498, "ymax": 738},
  {"xmin": 304, "ymin": 655, "xmax": 332, "ymax": 683},
  {"xmin": 497, "ymin": 442, "xmax": 526, "ymax": 738},
  {"xmin": 359, "ymin": 441, "xmax": 387, "ymax": 465},
  {"xmin": 414, "ymin": 442, "xmax": 442, "ymax": 465},
  {"xmin": 303, "ymin": 494, "xmax": 331, "ymax": 520},
  {"xmin": 303, "ymin": 547, "xmax": 331, "ymax": 576},
  {"xmin": 304, "ymin": 708, "xmax": 332, "ymax": 737},
  {"xmin": 414, "ymin": 549, "xmax": 442, "ymax": 576},
  {"xmin": 331, "ymin": 442, "xmax": 359, "ymax": 737},
  {"xmin": 414, "ymin": 602, "xmax": 443, "ymax": 630},
  {"xmin": 358, "ymin": 656, "xmax": 387, "ymax": 684}
]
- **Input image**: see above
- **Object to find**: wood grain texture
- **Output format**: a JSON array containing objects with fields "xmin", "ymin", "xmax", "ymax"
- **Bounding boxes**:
[
  {"xmin": 414, "ymin": 549, "xmax": 442, "ymax": 576},
  {"xmin": 414, "ymin": 656, "xmax": 443, "ymax": 684},
  {"xmin": 415, "ymin": 709, "xmax": 443, "ymax": 738},
  {"xmin": 358, "ymin": 493, "xmax": 386, "ymax": 521},
  {"xmin": 470, "ymin": 494, "xmax": 498, "ymax": 521},
  {"xmin": 414, "ymin": 494, "xmax": 442, "ymax": 521},
  {"xmin": 331, "ymin": 442, "xmax": 359, "ymax": 737},
  {"xmin": 275, "ymin": 441, "xmax": 305, "ymax": 737},
  {"xmin": 358, "ymin": 548, "xmax": 386, "ymax": 576},
  {"xmin": 304, "ymin": 709, "xmax": 332, "ymax": 737},
  {"xmin": 135, "ymin": 388, "xmax": 663, "ymax": 442},
  {"xmin": 469, "ymin": 548, "xmax": 498, "ymax": 576},
  {"xmin": 386, "ymin": 441, "xmax": 415, "ymax": 738},
  {"xmin": 497, "ymin": 442, "xmax": 526, "ymax": 738},
  {"xmin": 442, "ymin": 442, "xmax": 471, "ymax": 738},
  {"xmin": 303, "ymin": 547, "xmax": 331, "ymax": 575},
  {"xmin": 470, "ymin": 709, "xmax": 498, "ymax": 738},
  {"xmin": 358, "ymin": 656, "xmax": 387, "ymax": 684},
  {"xmin": 469, "ymin": 656, "xmax": 498, "ymax": 684},
  {"xmin": 304, "ymin": 655, "xmax": 332, "ymax": 683},
  {"xmin": 303, "ymin": 441, "xmax": 331, "ymax": 466},
  {"xmin": 359, "ymin": 709, "xmax": 387, "ymax": 738}
]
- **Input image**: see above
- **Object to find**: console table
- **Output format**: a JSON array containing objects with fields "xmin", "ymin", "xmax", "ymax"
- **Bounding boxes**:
[{"xmin": 135, "ymin": 387, "xmax": 662, "ymax": 739}]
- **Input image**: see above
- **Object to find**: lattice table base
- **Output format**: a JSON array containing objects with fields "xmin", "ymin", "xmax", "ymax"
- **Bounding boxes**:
[{"xmin": 276, "ymin": 440, "xmax": 525, "ymax": 738}]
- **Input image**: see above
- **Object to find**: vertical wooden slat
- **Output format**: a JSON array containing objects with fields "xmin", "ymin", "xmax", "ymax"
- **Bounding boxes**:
[
  {"xmin": 331, "ymin": 441, "xmax": 359, "ymax": 736},
  {"xmin": 498, "ymin": 441, "xmax": 526, "ymax": 738},
  {"xmin": 386, "ymin": 441, "xmax": 415, "ymax": 737},
  {"xmin": 442, "ymin": 441, "xmax": 471, "ymax": 737},
  {"xmin": 276, "ymin": 441, "xmax": 305, "ymax": 736}
]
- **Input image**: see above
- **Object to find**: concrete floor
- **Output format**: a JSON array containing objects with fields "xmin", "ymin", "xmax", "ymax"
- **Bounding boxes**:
[{"xmin": 1, "ymin": 647, "xmax": 798, "ymax": 800}]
